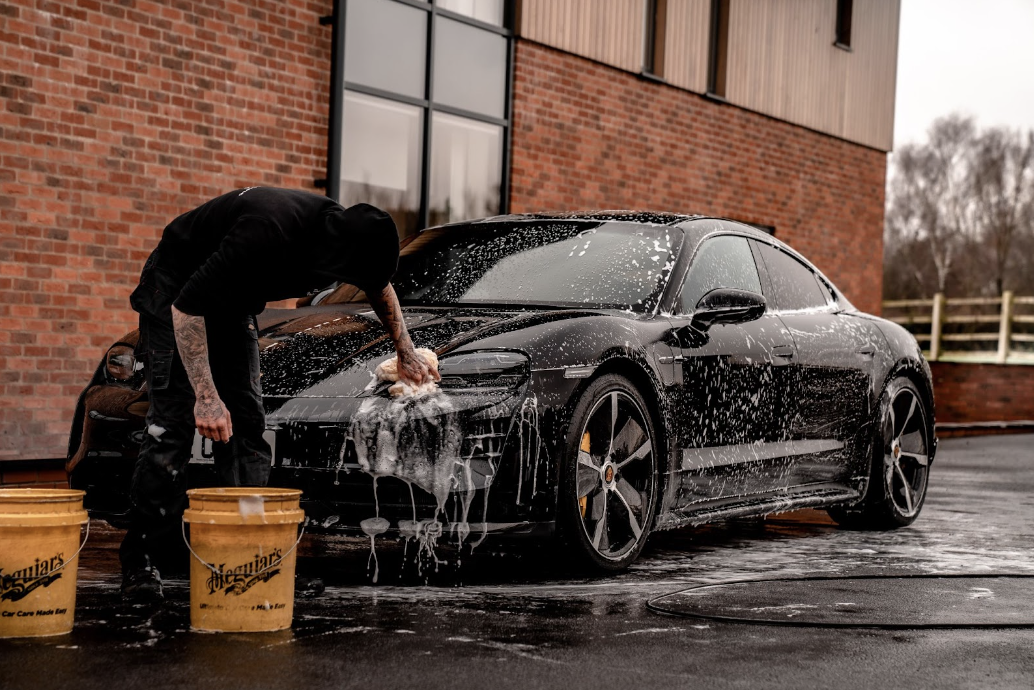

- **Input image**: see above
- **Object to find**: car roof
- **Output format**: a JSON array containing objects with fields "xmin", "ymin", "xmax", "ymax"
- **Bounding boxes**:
[
  {"xmin": 403, "ymin": 212, "xmax": 854, "ymax": 312},
  {"xmin": 448, "ymin": 211, "xmax": 787, "ymax": 238},
  {"xmin": 676, "ymin": 216, "xmax": 775, "ymax": 242},
  {"xmin": 464, "ymin": 211, "xmax": 706, "ymax": 227},
  {"xmin": 435, "ymin": 212, "xmax": 794, "ymax": 254}
]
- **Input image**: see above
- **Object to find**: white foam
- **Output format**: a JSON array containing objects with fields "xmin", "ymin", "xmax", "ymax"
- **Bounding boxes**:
[
  {"xmin": 375, "ymin": 348, "xmax": 440, "ymax": 399},
  {"xmin": 238, "ymin": 495, "xmax": 265, "ymax": 519}
]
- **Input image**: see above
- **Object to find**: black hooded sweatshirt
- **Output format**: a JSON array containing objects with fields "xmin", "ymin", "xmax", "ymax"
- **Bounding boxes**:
[{"xmin": 129, "ymin": 187, "xmax": 400, "ymax": 321}]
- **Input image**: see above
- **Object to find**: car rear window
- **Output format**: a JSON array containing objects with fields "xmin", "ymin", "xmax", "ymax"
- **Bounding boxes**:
[{"xmin": 756, "ymin": 242, "xmax": 828, "ymax": 311}]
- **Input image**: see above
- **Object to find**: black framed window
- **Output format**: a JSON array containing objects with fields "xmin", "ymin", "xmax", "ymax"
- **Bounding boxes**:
[
  {"xmin": 327, "ymin": 0, "xmax": 514, "ymax": 238},
  {"xmin": 429, "ymin": 112, "xmax": 503, "ymax": 226},
  {"xmin": 340, "ymin": 91, "xmax": 424, "ymax": 233},
  {"xmin": 643, "ymin": 0, "xmax": 667, "ymax": 77},
  {"xmin": 707, "ymin": 0, "xmax": 730, "ymax": 98},
  {"xmin": 835, "ymin": 0, "xmax": 853, "ymax": 49},
  {"xmin": 436, "ymin": 0, "xmax": 505, "ymax": 26}
]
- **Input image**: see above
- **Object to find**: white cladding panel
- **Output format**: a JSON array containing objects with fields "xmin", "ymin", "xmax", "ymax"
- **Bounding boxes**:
[
  {"xmin": 519, "ymin": 0, "xmax": 646, "ymax": 74},
  {"xmin": 725, "ymin": 0, "xmax": 899, "ymax": 150},
  {"xmin": 518, "ymin": 0, "xmax": 900, "ymax": 150}
]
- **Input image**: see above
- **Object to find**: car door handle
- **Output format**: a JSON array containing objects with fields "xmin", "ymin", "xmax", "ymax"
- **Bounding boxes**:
[
  {"xmin": 771, "ymin": 344, "xmax": 795, "ymax": 360},
  {"xmin": 856, "ymin": 344, "xmax": 876, "ymax": 357}
]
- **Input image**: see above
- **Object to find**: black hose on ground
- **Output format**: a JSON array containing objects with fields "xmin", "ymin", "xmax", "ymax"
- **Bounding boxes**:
[{"xmin": 646, "ymin": 573, "xmax": 1034, "ymax": 629}]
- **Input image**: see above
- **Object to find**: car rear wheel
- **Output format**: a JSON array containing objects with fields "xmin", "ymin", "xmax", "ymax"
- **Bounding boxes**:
[
  {"xmin": 828, "ymin": 376, "xmax": 931, "ymax": 530},
  {"xmin": 558, "ymin": 374, "xmax": 659, "ymax": 572}
]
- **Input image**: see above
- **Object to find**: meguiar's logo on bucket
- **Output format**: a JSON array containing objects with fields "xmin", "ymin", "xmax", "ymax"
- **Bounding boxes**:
[
  {"xmin": 0, "ymin": 555, "xmax": 65, "ymax": 603},
  {"xmin": 205, "ymin": 549, "xmax": 283, "ymax": 596}
]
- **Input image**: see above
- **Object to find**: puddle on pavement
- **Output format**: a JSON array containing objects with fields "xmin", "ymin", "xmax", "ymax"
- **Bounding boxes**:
[{"xmin": 649, "ymin": 575, "xmax": 1034, "ymax": 627}]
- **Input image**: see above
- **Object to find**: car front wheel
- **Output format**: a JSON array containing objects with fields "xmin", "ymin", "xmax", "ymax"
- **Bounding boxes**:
[
  {"xmin": 829, "ymin": 376, "xmax": 932, "ymax": 530},
  {"xmin": 558, "ymin": 374, "xmax": 659, "ymax": 571}
]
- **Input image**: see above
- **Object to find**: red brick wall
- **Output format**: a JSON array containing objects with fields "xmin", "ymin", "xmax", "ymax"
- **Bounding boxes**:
[
  {"xmin": 0, "ymin": 0, "xmax": 332, "ymax": 461},
  {"xmin": 931, "ymin": 362, "xmax": 1034, "ymax": 424},
  {"xmin": 1, "ymin": 19, "xmax": 893, "ymax": 463},
  {"xmin": 509, "ymin": 41, "xmax": 887, "ymax": 316}
]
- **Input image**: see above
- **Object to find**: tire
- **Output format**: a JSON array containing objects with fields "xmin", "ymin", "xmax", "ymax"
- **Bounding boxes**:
[
  {"xmin": 557, "ymin": 374, "xmax": 660, "ymax": 572},
  {"xmin": 828, "ymin": 376, "xmax": 932, "ymax": 530}
]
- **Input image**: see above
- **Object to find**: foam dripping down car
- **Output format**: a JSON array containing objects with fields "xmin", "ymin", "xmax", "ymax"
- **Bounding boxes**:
[{"xmin": 67, "ymin": 213, "xmax": 936, "ymax": 571}]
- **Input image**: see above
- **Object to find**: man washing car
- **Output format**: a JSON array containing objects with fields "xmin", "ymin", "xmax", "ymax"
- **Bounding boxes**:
[{"xmin": 121, "ymin": 186, "xmax": 439, "ymax": 602}]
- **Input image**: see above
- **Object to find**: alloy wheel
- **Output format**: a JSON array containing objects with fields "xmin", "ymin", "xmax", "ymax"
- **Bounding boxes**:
[
  {"xmin": 882, "ymin": 386, "xmax": 930, "ymax": 518},
  {"xmin": 575, "ymin": 390, "xmax": 656, "ymax": 560}
]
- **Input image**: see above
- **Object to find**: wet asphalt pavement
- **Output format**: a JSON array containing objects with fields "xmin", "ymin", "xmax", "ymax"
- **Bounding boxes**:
[{"xmin": 3, "ymin": 434, "xmax": 1033, "ymax": 690}]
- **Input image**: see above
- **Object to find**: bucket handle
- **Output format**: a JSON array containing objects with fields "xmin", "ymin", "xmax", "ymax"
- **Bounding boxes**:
[
  {"xmin": 7, "ymin": 519, "xmax": 90, "ymax": 584},
  {"xmin": 180, "ymin": 519, "xmax": 307, "ymax": 579}
]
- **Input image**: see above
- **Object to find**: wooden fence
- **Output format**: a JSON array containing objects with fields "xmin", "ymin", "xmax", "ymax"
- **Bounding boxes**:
[{"xmin": 882, "ymin": 292, "xmax": 1034, "ymax": 365}]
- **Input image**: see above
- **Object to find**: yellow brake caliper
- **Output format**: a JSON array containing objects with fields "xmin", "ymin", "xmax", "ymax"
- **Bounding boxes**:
[{"xmin": 579, "ymin": 432, "xmax": 591, "ymax": 517}]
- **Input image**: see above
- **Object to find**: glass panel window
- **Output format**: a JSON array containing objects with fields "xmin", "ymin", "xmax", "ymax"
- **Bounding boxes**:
[
  {"xmin": 345, "ymin": 0, "xmax": 427, "ymax": 99},
  {"xmin": 433, "ymin": 17, "xmax": 507, "ymax": 118},
  {"xmin": 680, "ymin": 235, "xmax": 762, "ymax": 313},
  {"xmin": 436, "ymin": 0, "xmax": 505, "ymax": 26},
  {"xmin": 757, "ymin": 243, "xmax": 828, "ymax": 311},
  {"xmin": 341, "ymin": 91, "xmax": 423, "ymax": 236},
  {"xmin": 429, "ymin": 113, "xmax": 502, "ymax": 225}
]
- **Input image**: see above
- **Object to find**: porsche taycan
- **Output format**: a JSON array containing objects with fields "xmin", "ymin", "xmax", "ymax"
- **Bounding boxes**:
[{"xmin": 68, "ymin": 212, "xmax": 936, "ymax": 571}]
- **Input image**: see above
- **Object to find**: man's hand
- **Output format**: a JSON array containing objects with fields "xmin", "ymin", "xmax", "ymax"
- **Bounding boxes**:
[
  {"xmin": 195, "ymin": 394, "xmax": 233, "ymax": 442},
  {"xmin": 396, "ymin": 344, "xmax": 441, "ymax": 387}
]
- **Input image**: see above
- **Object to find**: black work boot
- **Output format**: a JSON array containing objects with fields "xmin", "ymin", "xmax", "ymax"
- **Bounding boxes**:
[{"xmin": 122, "ymin": 565, "xmax": 164, "ymax": 605}]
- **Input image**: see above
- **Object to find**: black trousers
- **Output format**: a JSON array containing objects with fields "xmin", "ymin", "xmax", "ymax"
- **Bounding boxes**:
[{"xmin": 119, "ymin": 313, "xmax": 272, "ymax": 574}]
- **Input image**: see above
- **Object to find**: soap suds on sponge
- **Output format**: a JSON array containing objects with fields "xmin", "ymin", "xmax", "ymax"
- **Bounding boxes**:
[{"xmin": 375, "ymin": 348, "xmax": 440, "ymax": 398}]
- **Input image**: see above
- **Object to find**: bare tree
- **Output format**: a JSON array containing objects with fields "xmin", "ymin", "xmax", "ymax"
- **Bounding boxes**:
[
  {"xmin": 885, "ymin": 115, "xmax": 976, "ymax": 297},
  {"xmin": 968, "ymin": 128, "xmax": 1034, "ymax": 295},
  {"xmin": 884, "ymin": 115, "xmax": 1034, "ymax": 299}
]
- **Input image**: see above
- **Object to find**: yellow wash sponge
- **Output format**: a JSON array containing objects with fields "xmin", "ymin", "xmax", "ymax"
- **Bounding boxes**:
[{"xmin": 375, "ymin": 348, "xmax": 440, "ymax": 398}]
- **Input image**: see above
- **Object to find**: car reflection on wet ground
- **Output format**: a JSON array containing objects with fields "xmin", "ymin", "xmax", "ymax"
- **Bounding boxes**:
[{"xmin": 3, "ymin": 435, "xmax": 1033, "ymax": 690}]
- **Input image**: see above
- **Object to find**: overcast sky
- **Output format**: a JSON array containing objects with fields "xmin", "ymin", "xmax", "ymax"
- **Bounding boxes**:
[{"xmin": 894, "ymin": 0, "xmax": 1034, "ymax": 149}]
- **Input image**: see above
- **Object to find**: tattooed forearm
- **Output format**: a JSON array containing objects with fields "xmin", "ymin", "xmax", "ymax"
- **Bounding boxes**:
[
  {"xmin": 368, "ymin": 283, "xmax": 439, "ymax": 386},
  {"xmin": 171, "ymin": 306, "xmax": 232, "ymax": 440},
  {"xmin": 369, "ymin": 284, "xmax": 412, "ymax": 350},
  {"xmin": 171, "ymin": 306, "xmax": 217, "ymax": 400}
]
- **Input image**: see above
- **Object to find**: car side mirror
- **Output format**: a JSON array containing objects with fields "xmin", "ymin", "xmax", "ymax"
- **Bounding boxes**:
[{"xmin": 691, "ymin": 288, "xmax": 767, "ymax": 329}]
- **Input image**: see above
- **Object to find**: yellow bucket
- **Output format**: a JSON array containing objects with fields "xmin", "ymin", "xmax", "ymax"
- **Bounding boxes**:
[
  {"xmin": 0, "ymin": 488, "xmax": 88, "ymax": 638},
  {"xmin": 182, "ymin": 487, "xmax": 304, "ymax": 633}
]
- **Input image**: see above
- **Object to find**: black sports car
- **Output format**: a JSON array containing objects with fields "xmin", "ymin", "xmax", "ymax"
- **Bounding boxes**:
[{"xmin": 68, "ymin": 213, "xmax": 936, "ymax": 571}]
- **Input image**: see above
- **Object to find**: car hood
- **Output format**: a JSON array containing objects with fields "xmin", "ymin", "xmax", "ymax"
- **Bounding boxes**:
[{"xmin": 257, "ymin": 305, "xmax": 600, "ymax": 399}]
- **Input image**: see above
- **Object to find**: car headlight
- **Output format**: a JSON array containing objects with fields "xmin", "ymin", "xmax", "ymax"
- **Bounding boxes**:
[
  {"xmin": 437, "ymin": 351, "xmax": 530, "ymax": 390},
  {"xmin": 105, "ymin": 344, "xmax": 137, "ymax": 382}
]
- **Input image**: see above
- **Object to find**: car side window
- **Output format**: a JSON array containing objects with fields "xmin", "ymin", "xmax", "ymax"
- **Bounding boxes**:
[
  {"xmin": 679, "ymin": 235, "xmax": 763, "ymax": 314},
  {"xmin": 756, "ymin": 242, "xmax": 828, "ymax": 311}
]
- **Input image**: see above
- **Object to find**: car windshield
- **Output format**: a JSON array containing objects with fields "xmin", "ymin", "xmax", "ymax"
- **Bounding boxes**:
[{"xmin": 328, "ymin": 220, "xmax": 682, "ymax": 312}]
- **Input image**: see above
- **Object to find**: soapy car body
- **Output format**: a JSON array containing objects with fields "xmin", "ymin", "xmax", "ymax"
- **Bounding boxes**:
[{"xmin": 67, "ymin": 213, "xmax": 936, "ymax": 569}]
